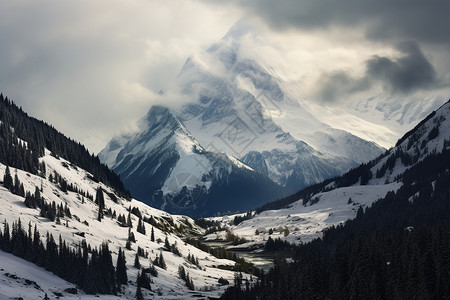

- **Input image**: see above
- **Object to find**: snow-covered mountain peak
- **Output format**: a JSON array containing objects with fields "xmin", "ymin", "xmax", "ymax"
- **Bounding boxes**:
[
  {"xmin": 221, "ymin": 19, "xmax": 253, "ymax": 42},
  {"xmin": 101, "ymin": 22, "xmax": 387, "ymax": 212},
  {"xmin": 100, "ymin": 103, "xmax": 285, "ymax": 217},
  {"xmin": 171, "ymin": 31, "xmax": 385, "ymax": 192}
]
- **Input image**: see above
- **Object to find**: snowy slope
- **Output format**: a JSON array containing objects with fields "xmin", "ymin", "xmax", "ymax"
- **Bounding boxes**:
[
  {"xmin": 368, "ymin": 99, "xmax": 450, "ymax": 185},
  {"xmin": 0, "ymin": 150, "xmax": 250, "ymax": 299},
  {"xmin": 173, "ymin": 22, "xmax": 384, "ymax": 193},
  {"xmin": 0, "ymin": 250, "xmax": 115, "ymax": 300},
  {"xmin": 209, "ymin": 100, "xmax": 450, "ymax": 247},
  {"xmin": 209, "ymin": 183, "xmax": 401, "ymax": 246},
  {"xmin": 100, "ymin": 106, "xmax": 213, "ymax": 196},
  {"xmin": 100, "ymin": 105, "xmax": 284, "ymax": 217}
]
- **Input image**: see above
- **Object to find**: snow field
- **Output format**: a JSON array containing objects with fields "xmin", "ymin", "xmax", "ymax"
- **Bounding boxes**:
[{"xmin": 0, "ymin": 151, "xmax": 249, "ymax": 299}]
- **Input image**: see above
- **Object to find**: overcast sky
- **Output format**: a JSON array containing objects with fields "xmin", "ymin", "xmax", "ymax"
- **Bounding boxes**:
[{"xmin": 1, "ymin": 0, "xmax": 449, "ymax": 153}]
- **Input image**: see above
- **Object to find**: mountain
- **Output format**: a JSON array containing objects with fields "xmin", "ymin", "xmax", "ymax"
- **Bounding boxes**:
[
  {"xmin": 100, "ymin": 22, "xmax": 387, "ymax": 217},
  {"xmin": 0, "ymin": 95, "xmax": 253, "ymax": 299},
  {"xmin": 220, "ymin": 99, "xmax": 450, "ymax": 300},
  {"xmin": 174, "ymin": 21, "xmax": 384, "ymax": 191},
  {"xmin": 210, "ymin": 99, "xmax": 450, "ymax": 246},
  {"xmin": 343, "ymin": 95, "xmax": 448, "ymax": 148},
  {"xmin": 99, "ymin": 105, "xmax": 284, "ymax": 218}
]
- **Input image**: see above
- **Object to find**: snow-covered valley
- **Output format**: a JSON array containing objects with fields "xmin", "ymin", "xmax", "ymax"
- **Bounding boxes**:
[{"xmin": 0, "ymin": 150, "xmax": 250, "ymax": 299}]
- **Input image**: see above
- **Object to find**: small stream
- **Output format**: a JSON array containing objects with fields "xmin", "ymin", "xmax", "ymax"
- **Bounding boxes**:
[
  {"xmin": 203, "ymin": 240, "xmax": 274, "ymax": 273},
  {"xmin": 229, "ymin": 248, "xmax": 274, "ymax": 273}
]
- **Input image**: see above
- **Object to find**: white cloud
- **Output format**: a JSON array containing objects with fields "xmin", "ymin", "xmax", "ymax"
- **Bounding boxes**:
[
  {"xmin": 0, "ymin": 0, "xmax": 448, "ymax": 154},
  {"xmin": 0, "ymin": 0, "xmax": 241, "ymax": 153}
]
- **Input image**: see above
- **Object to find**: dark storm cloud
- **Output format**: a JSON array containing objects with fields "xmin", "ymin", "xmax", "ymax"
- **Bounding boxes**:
[
  {"xmin": 315, "ymin": 71, "xmax": 369, "ymax": 103},
  {"xmin": 227, "ymin": 0, "xmax": 450, "ymax": 44},
  {"xmin": 366, "ymin": 41, "xmax": 437, "ymax": 93},
  {"xmin": 316, "ymin": 41, "xmax": 438, "ymax": 101}
]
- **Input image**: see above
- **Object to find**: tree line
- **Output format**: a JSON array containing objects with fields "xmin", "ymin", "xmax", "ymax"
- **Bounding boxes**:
[
  {"xmin": 0, "ymin": 219, "xmax": 127, "ymax": 295},
  {"xmin": 0, "ymin": 93, "xmax": 130, "ymax": 199},
  {"xmin": 221, "ymin": 141, "xmax": 450, "ymax": 299}
]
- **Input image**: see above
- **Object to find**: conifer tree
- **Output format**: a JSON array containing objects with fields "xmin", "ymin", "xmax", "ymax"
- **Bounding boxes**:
[
  {"xmin": 135, "ymin": 285, "xmax": 144, "ymax": 300},
  {"xmin": 151, "ymin": 226, "xmax": 155, "ymax": 242},
  {"xmin": 137, "ymin": 218, "xmax": 146, "ymax": 235},
  {"xmin": 95, "ymin": 187, "xmax": 105, "ymax": 222},
  {"xmin": 97, "ymin": 209, "xmax": 103, "ymax": 222},
  {"xmin": 164, "ymin": 235, "xmax": 170, "ymax": 250},
  {"xmin": 116, "ymin": 247, "xmax": 128, "ymax": 288},
  {"xmin": 19, "ymin": 183, "xmax": 25, "ymax": 197},
  {"xmin": 126, "ymin": 240, "xmax": 132, "ymax": 250},
  {"xmin": 137, "ymin": 269, "xmax": 151, "ymax": 291},
  {"xmin": 14, "ymin": 172, "xmax": 20, "ymax": 195},
  {"xmin": 178, "ymin": 265, "xmax": 186, "ymax": 281},
  {"xmin": 127, "ymin": 210, "xmax": 132, "ymax": 228},
  {"xmin": 159, "ymin": 251, "xmax": 167, "ymax": 270},
  {"xmin": 128, "ymin": 228, "xmax": 136, "ymax": 243},
  {"xmin": 134, "ymin": 253, "xmax": 140, "ymax": 269},
  {"xmin": 99, "ymin": 242, "xmax": 116, "ymax": 295},
  {"xmin": 95, "ymin": 187, "xmax": 104, "ymax": 207},
  {"xmin": 3, "ymin": 166, "xmax": 13, "ymax": 190}
]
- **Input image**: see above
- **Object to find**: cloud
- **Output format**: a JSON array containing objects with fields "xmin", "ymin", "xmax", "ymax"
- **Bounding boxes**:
[
  {"xmin": 220, "ymin": 0, "xmax": 450, "ymax": 45},
  {"xmin": 366, "ymin": 41, "xmax": 437, "ymax": 93},
  {"xmin": 0, "ymin": 0, "xmax": 448, "ymax": 154},
  {"xmin": 314, "ymin": 41, "xmax": 438, "ymax": 102},
  {"xmin": 0, "ymin": 0, "xmax": 240, "ymax": 153},
  {"xmin": 314, "ymin": 71, "xmax": 369, "ymax": 103}
]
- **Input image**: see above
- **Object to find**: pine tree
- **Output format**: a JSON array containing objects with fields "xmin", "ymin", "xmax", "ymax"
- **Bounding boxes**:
[
  {"xmin": 95, "ymin": 187, "xmax": 105, "ymax": 221},
  {"xmin": 135, "ymin": 285, "xmax": 144, "ymax": 300},
  {"xmin": 164, "ymin": 235, "xmax": 170, "ymax": 250},
  {"xmin": 34, "ymin": 186, "xmax": 41, "ymax": 205},
  {"xmin": 98, "ymin": 242, "xmax": 116, "ymax": 295},
  {"xmin": 134, "ymin": 253, "xmax": 140, "ymax": 269},
  {"xmin": 151, "ymin": 227, "xmax": 155, "ymax": 242},
  {"xmin": 178, "ymin": 265, "xmax": 186, "ymax": 281},
  {"xmin": 116, "ymin": 247, "xmax": 128, "ymax": 288},
  {"xmin": 32, "ymin": 225, "xmax": 40, "ymax": 261},
  {"xmin": 95, "ymin": 186, "xmax": 105, "ymax": 209},
  {"xmin": 13, "ymin": 172, "xmax": 21, "ymax": 195},
  {"xmin": 128, "ymin": 228, "xmax": 136, "ymax": 243},
  {"xmin": 136, "ymin": 269, "xmax": 151, "ymax": 291},
  {"xmin": 137, "ymin": 218, "xmax": 146, "ymax": 235},
  {"xmin": 159, "ymin": 251, "xmax": 167, "ymax": 270},
  {"xmin": 127, "ymin": 210, "xmax": 132, "ymax": 228},
  {"xmin": 126, "ymin": 240, "xmax": 132, "ymax": 250},
  {"xmin": 19, "ymin": 183, "xmax": 25, "ymax": 197},
  {"xmin": 3, "ymin": 166, "xmax": 13, "ymax": 191},
  {"xmin": 185, "ymin": 272, "xmax": 195, "ymax": 290}
]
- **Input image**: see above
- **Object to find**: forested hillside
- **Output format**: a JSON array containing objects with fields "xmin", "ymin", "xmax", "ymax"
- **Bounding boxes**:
[
  {"xmin": 0, "ymin": 94, "xmax": 252, "ymax": 299},
  {"xmin": 221, "ymin": 100, "xmax": 450, "ymax": 299},
  {"xmin": 0, "ymin": 94, "xmax": 129, "ymax": 198}
]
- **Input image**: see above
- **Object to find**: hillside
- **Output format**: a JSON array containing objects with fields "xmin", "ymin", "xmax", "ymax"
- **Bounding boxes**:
[
  {"xmin": 0, "ymin": 95, "xmax": 253, "ymax": 299},
  {"xmin": 0, "ymin": 94, "xmax": 129, "ymax": 199},
  {"xmin": 219, "ymin": 102, "xmax": 450, "ymax": 298},
  {"xmin": 208, "ymin": 99, "xmax": 450, "ymax": 247}
]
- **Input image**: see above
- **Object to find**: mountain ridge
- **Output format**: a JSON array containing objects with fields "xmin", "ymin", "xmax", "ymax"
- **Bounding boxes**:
[
  {"xmin": 100, "ymin": 105, "xmax": 285, "ymax": 217},
  {"xmin": 209, "ymin": 99, "xmax": 450, "ymax": 247},
  {"xmin": 100, "ymin": 23, "xmax": 389, "ymax": 216}
]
